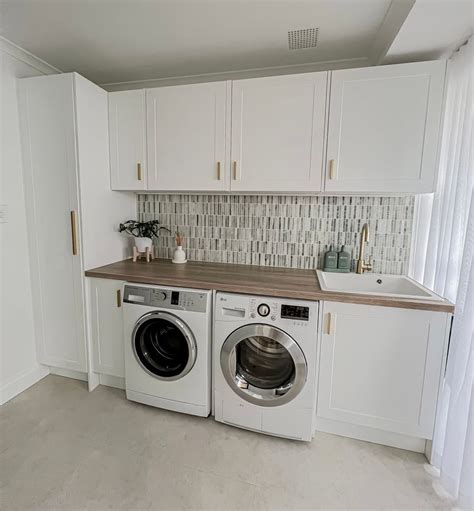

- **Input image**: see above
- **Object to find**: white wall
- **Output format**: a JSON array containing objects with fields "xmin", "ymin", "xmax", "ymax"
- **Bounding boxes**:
[{"xmin": 0, "ymin": 39, "xmax": 60, "ymax": 403}]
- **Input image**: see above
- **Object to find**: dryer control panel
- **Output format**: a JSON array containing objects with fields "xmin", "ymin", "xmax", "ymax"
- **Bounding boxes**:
[
  {"xmin": 123, "ymin": 285, "xmax": 208, "ymax": 313},
  {"xmin": 281, "ymin": 305, "xmax": 309, "ymax": 321}
]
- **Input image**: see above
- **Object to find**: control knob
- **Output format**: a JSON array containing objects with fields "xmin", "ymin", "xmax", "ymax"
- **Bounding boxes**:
[{"xmin": 257, "ymin": 303, "xmax": 270, "ymax": 317}]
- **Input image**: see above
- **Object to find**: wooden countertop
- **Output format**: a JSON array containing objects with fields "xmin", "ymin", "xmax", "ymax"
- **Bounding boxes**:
[{"xmin": 85, "ymin": 258, "xmax": 455, "ymax": 313}]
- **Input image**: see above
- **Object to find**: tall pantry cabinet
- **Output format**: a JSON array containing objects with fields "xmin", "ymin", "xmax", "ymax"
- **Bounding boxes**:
[{"xmin": 19, "ymin": 73, "xmax": 135, "ymax": 378}]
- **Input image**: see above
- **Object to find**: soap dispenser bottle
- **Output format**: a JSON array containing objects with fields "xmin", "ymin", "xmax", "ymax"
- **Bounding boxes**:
[
  {"xmin": 323, "ymin": 245, "xmax": 338, "ymax": 271},
  {"xmin": 338, "ymin": 245, "xmax": 351, "ymax": 272}
]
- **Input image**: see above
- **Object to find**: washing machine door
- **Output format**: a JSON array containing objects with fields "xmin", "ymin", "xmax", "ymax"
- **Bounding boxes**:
[
  {"xmin": 220, "ymin": 324, "xmax": 307, "ymax": 407},
  {"xmin": 132, "ymin": 311, "xmax": 197, "ymax": 381}
]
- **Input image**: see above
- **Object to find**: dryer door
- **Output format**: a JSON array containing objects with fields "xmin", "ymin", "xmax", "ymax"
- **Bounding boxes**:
[
  {"xmin": 132, "ymin": 311, "xmax": 197, "ymax": 381},
  {"xmin": 220, "ymin": 324, "xmax": 307, "ymax": 407}
]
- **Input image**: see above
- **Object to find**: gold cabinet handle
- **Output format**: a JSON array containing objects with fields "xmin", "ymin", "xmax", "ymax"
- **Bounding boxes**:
[
  {"xmin": 327, "ymin": 312, "xmax": 332, "ymax": 335},
  {"xmin": 70, "ymin": 210, "xmax": 78, "ymax": 255},
  {"xmin": 116, "ymin": 289, "xmax": 121, "ymax": 308},
  {"xmin": 329, "ymin": 159, "xmax": 335, "ymax": 180},
  {"xmin": 137, "ymin": 163, "xmax": 142, "ymax": 181},
  {"xmin": 232, "ymin": 161, "xmax": 238, "ymax": 180},
  {"xmin": 217, "ymin": 161, "xmax": 221, "ymax": 180}
]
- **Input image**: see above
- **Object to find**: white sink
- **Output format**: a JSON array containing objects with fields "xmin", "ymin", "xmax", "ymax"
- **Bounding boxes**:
[{"xmin": 316, "ymin": 270, "xmax": 444, "ymax": 301}]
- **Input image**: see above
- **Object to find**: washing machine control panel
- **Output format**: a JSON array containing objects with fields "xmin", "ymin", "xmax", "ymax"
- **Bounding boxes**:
[{"xmin": 124, "ymin": 285, "xmax": 207, "ymax": 312}]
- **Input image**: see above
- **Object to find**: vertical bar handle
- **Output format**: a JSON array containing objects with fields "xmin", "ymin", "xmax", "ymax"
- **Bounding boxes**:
[
  {"xmin": 232, "ymin": 161, "xmax": 238, "ymax": 180},
  {"xmin": 116, "ymin": 289, "xmax": 121, "ymax": 308},
  {"xmin": 329, "ymin": 159, "xmax": 335, "ymax": 180},
  {"xmin": 70, "ymin": 210, "xmax": 78, "ymax": 256},
  {"xmin": 137, "ymin": 163, "xmax": 142, "ymax": 181},
  {"xmin": 327, "ymin": 312, "xmax": 332, "ymax": 335},
  {"xmin": 217, "ymin": 161, "xmax": 221, "ymax": 180}
]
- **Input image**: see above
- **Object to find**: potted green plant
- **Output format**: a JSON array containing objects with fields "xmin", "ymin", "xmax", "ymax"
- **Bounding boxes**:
[{"xmin": 119, "ymin": 220, "xmax": 171, "ymax": 252}]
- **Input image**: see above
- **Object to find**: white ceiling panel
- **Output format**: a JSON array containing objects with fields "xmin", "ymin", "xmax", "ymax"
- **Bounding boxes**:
[{"xmin": 1, "ymin": 0, "xmax": 392, "ymax": 84}]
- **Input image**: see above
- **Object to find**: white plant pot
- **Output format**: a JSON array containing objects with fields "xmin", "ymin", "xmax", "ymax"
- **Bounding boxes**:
[
  {"xmin": 172, "ymin": 246, "xmax": 187, "ymax": 264},
  {"xmin": 135, "ymin": 237, "xmax": 152, "ymax": 252}
]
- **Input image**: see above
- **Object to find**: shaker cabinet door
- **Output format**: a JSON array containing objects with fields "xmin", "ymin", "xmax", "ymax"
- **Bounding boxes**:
[
  {"xmin": 88, "ymin": 278, "xmax": 125, "ymax": 378},
  {"xmin": 325, "ymin": 61, "xmax": 446, "ymax": 193},
  {"xmin": 230, "ymin": 72, "xmax": 327, "ymax": 192},
  {"xmin": 317, "ymin": 301, "xmax": 449, "ymax": 439},
  {"xmin": 109, "ymin": 90, "xmax": 147, "ymax": 190},
  {"xmin": 19, "ymin": 74, "xmax": 87, "ymax": 372},
  {"xmin": 146, "ymin": 81, "xmax": 228, "ymax": 191}
]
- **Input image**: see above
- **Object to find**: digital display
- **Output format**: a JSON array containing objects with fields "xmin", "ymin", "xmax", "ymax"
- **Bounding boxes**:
[
  {"xmin": 171, "ymin": 291, "xmax": 180, "ymax": 305},
  {"xmin": 281, "ymin": 305, "xmax": 309, "ymax": 321}
]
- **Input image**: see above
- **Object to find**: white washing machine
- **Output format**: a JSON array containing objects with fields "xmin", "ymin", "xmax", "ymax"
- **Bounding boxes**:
[
  {"xmin": 123, "ymin": 283, "xmax": 212, "ymax": 417},
  {"xmin": 214, "ymin": 292, "xmax": 319, "ymax": 441}
]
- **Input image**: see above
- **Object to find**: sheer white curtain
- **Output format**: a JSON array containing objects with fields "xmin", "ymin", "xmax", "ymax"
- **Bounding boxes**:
[
  {"xmin": 432, "ymin": 198, "xmax": 473, "ymax": 509},
  {"xmin": 413, "ymin": 37, "xmax": 473, "ymax": 509},
  {"xmin": 412, "ymin": 38, "xmax": 473, "ymax": 302}
]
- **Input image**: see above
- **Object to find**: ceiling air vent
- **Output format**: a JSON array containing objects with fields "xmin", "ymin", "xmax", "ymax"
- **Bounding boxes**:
[{"xmin": 288, "ymin": 28, "xmax": 319, "ymax": 50}]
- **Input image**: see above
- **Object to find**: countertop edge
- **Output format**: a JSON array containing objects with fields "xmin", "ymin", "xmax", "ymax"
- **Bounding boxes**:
[{"xmin": 85, "ymin": 260, "xmax": 455, "ymax": 314}]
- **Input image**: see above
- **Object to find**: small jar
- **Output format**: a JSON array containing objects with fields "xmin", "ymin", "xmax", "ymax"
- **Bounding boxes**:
[{"xmin": 172, "ymin": 246, "xmax": 187, "ymax": 264}]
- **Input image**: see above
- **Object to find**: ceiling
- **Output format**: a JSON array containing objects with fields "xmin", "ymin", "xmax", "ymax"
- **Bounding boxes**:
[
  {"xmin": 1, "ymin": 0, "xmax": 472, "ymax": 87},
  {"xmin": 384, "ymin": 0, "xmax": 474, "ymax": 63}
]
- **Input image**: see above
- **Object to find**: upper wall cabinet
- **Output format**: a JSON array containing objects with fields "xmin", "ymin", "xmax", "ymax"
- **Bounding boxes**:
[
  {"xmin": 107, "ymin": 60, "xmax": 446, "ymax": 194},
  {"xmin": 109, "ymin": 90, "xmax": 147, "ymax": 190},
  {"xmin": 230, "ymin": 73, "xmax": 327, "ymax": 192},
  {"xmin": 325, "ymin": 61, "xmax": 446, "ymax": 193},
  {"xmin": 146, "ymin": 82, "xmax": 228, "ymax": 191}
]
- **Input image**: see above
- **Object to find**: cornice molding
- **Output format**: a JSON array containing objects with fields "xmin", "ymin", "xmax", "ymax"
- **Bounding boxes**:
[
  {"xmin": 0, "ymin": 37, "xmax": 61, "ymax": 75},
  {"xmin": 100, "ymin": 57, "xmax": 370, "ymax": 91}
]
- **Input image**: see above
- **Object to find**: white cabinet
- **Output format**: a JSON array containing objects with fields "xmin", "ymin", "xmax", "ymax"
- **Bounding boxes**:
[
  {"xmin": 230, "ymin": 73, "xmax": 327, "ymax": 192},
  {"xmin": 317, "ymin": 301, "xmax": 450, "ymax": 439},
  {"xmin": 146, "ymin": 82, "xmax": 228, "ymax": 191},
  {"xmin": 88, "ymin": 278, "xmax": 125, "ymax": 378},
  {"xmin": 108, "ymin": 61, "xmax": 446, "ymax": 194},
  {"xmin": 19, "ymin": 73, "xmax": 135, "ymax": 374},
  {"xmin": 19, "ymin": 74, "xmax": 86, "ymax": 372},
  {"xmin": 108, "ymin": 90, "xmax": 147, "ymax": 190},
  {"xmin": 325, "ymin": 61, "xmax": 446, "ymax": 193}
]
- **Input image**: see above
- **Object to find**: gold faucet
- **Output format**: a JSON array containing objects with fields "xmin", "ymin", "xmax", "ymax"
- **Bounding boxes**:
[{"xmin": 356, "ymin": 223, "xmax": 373, "ymax": 274}]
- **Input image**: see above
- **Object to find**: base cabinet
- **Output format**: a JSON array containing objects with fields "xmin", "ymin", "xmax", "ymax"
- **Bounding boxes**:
[
  {"xmin": 88, "ymin": 278, "xmax": 125, "ymax": 378},
  {"xmin": 317, "ymin": 301, "xmax": 450, "ymax": 439}
]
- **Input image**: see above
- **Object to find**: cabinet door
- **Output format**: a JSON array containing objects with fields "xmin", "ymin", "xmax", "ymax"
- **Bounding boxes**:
[
  {"xmin": 88, "ymin": 278, "xmax": 125, "ymax": 378},
  {"xmin": 19, "ymin": 74, "xmax": 87, "ymax": 372},
  {"xmin": 108, "ymin": 90, "xmax": 147, "ymax": 190},
  {"xmin": 317, "ymin": 302, "xmax": 449, "ymax": 438},
  {"xmin": 230, "ymin": 72, "xmax": 327, "ymax": 192},
  {"xmin": 146, "ymin": 82, "xmax": 228, "ymax": 191},
  {"xmin": 325, "ymin": 61, "xmax": 446, "ymax": 193}
]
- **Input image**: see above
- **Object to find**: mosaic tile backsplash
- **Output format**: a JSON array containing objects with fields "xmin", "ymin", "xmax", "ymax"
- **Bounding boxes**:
[{"xmin": 137, "ymin": 195, "xmax": 415, "ymax": 274}]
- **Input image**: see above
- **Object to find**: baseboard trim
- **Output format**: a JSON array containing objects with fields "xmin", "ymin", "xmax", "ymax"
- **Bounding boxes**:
[
  {"xmin": 315, "ymin": 416, "xmax": 427, "ymax": 453},
  {"xmin": 0, "ymin": 365, "xmax": 50, "ymax": 405},
  {"xmin": 49, "ymin": 367, "xmax": 88, "ymax": 381},
  {"xmin": 99, "ymin": 374, "xmax": 125, "ymax": 390}
]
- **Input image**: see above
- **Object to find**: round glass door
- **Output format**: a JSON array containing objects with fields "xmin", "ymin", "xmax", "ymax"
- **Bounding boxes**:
[
  {"xmin": 220, "ymin": 324, "xmax": 307, "ymax": 407},
  {"xmin": 132, "ymin": 311, "xmax": 197, "ymax": 381}
]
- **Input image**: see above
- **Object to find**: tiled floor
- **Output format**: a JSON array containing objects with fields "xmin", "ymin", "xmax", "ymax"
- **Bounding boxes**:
[{"xmin": 0, "ymin": 376, "xmax": 447, "ymax": 510}]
